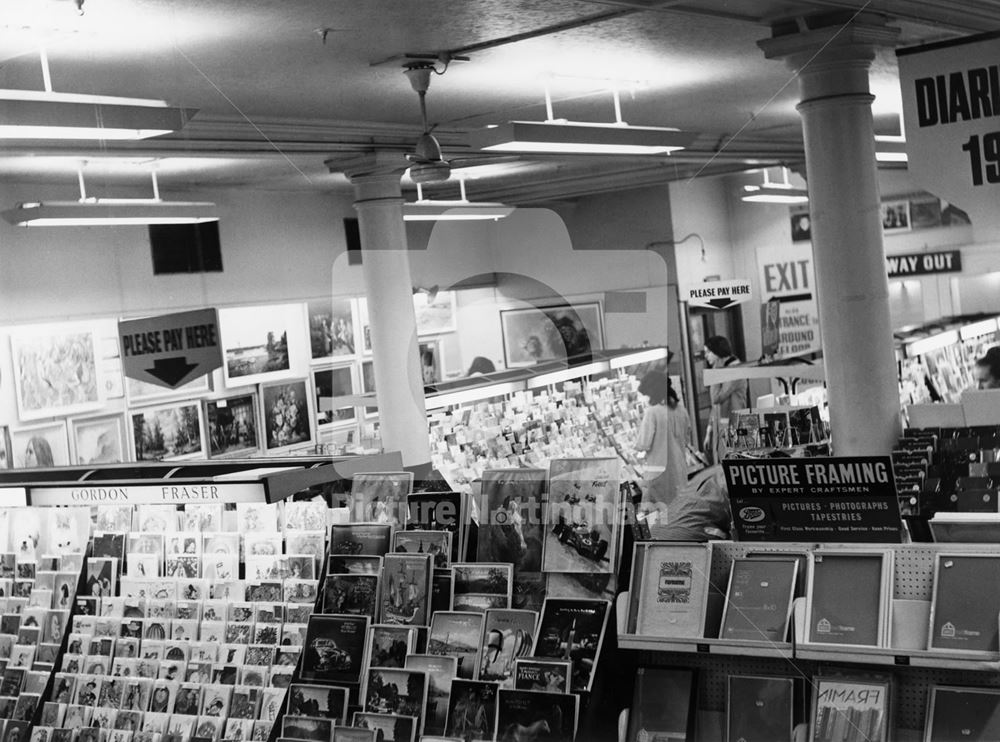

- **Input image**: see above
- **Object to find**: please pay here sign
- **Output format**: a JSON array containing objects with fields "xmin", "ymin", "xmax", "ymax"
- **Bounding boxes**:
[{"xmin": 118, "ymin": 308, "xmax": 222, "ymax": 389}]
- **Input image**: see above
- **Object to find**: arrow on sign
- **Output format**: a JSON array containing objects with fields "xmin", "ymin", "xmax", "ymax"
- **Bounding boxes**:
[
  {"xmin": 707, "ymin": 298, "xmax": 738, "ymax": 310},
  {"xmin": 146, "ymin": 357, "xmax": 198, "ymax": 387}
]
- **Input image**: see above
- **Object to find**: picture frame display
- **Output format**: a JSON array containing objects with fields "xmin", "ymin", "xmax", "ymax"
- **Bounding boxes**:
[
  {"xmin": 261, "ymin": 379, "xmax": 313, "ymax": 451},
  {"xmin": 499, "ymin": 302, "xmax": 604, "ymax": 367},
  {"xmin": 414, "ymin": 290, "xmax": 457, "ymax": 336},
  {"xmin": 805, "ymin": 550, "xmax": 892, "ymax": 649},
  {"xmin": 70, "ymin": 414, "xmax": 127, "ymax": 466},
  {"xmin": 204, "ymin": 393, "xmax": 260, "ymax": 459},
  {"xmin": 630, "ymin": 542, "xmax": 712, "ymax": 639},
  {"xmin": 219, "ymin": 303, "xmax": 303, "ymax": 387},
  {"xmin": 925, "ymin": 685, "xmax": 1000, "ymax": 741},
  {"xmin": 307, "ymin": 297, "xmax": 357, "ymax": 361},
  {"xmin": 130, "ymin": 401, "xmax": 205, "ymax": 462},
  {"xmin": 929, "ymin": 553, "xmax": 1000, "ymax": 653},
  {"xmin": 10, "ymin": 323, "xmax": 103, "ymax": 421},
  {"xmin": 10, "ymin": 421, "xmax": 71, "ymax": 468}
]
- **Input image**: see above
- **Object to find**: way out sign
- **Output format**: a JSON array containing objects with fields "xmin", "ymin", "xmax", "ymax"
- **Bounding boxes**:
[
  {"xmin": 119, "ymin": 308, "xmax": 222, "ymax": 389},
  {"xmin": 686, "ymin": 279, "xmax": 752, "ymax": 310}
]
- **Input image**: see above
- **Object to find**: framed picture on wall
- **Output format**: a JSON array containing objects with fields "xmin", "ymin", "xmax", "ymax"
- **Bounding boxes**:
[
  {"xmin": 414, "ymin": 290, "xmax": 457, "ymax": 336},
  {"xmin": 358, "ymin": 298, "xmax": 373, "ymax": 355},
  {"xmin": 126, "ymin": 372, "xmax": 211, "ymax": 407},
  {"xmin": 260, "ymin": 379, "xmax": 313, "ymax": 451},
  {"xmin": 418, "ymin": 339, "xmax": 444, "ymax": 385},
  {"xmin": 360, "ymin": 360, "xmax": 378, "ymax": 417},
  {"xmin": 70, "ymin": 414, "xmax": 127, "ymax": 466},
  {"xmin": 499, "ymin": 302, "xmax": 604, "ymax": 367},
  {"xmin": 10, "ymin": 421, "xmax": 71, "ymax": 469},
  {"xmin": 313, "ymin": 364, "xmax": 356, "ymax": 427},
  {"xmin": 881, "ymin": 200, "xmax": 911, "ymax": 233},
  {"xmin": 0, "ymin": 427, "xmax": 11, "ymax": 470},
  {"xmin": 9, "ymin": 323, "xmax": 103, "ymax": 421},
  {"xmin": 204, "ymin": 393, "xmax": 260, "ymax": 459},
  {"xmin": 219, "ymin": 303, "xmax": 303, "ymax": 387},
  {"xmin": 307, "ymin": 297, "xmax": 357, "ymax": 361},
  {"xmin": 130, "ymin": 401, "xmax": 205, "ymax": 462}
]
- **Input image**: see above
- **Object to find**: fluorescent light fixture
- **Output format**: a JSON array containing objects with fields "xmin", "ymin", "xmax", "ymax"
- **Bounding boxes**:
[
  {"xmin": 527, "ymin": 360, "xmax": 611, "ymax": 389},
  {"xmin": 403, "ymin": 180, "xmax": 514, "ymax": 222},
  {"xmin": 609, "ymin": 346, "xmax": 670, "ymax": 369},
  {"xmin": 875, "ymin": 135, "xmax": 908, "ymax": 163},
  {"xmin": 960, "ymin": 318, "xmax": 998, "ymax": 341},
  {"xmin": 0, "ymin": 51, "xmax": 194, "ymax": 140},
  {"xmin": 742, "ymin": 167, "xmax": 808, "ymax": 204},
  {"xmin": 469, "ymin": 120, "xmax": 695, "ymax": 155},
  {"xmin": 426, "ymin": 381, "xmax": 526, "ymax": 410},
  {"xmin": 906, "ymin": 329, "xmax": 959, "ymax": 357},
  {"xmin": 2, "ymin": 170, "xmax": 218, "ymax": 226}
]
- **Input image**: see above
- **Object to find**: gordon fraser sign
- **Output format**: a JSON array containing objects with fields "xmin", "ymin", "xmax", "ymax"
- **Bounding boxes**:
[
  {"xmin": 29, "ymin": 483, "xmax": 264, "ymax": 506},
  {"xmin": 723, "ymin": 457, "xmax": 903, "ymax": 543}
]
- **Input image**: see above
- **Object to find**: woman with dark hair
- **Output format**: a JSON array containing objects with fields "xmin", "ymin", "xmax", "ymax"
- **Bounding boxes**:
[
  {"xmin": 702, "ymin": 335, "xmax": 746, "ymax": 463},
  {"xmin": 634, "ymin": 371, "xmax": 690, "ymax": 507},
  {"xmin": 466, "ymin": 356, "xmax": 496, "ymax": 376}
]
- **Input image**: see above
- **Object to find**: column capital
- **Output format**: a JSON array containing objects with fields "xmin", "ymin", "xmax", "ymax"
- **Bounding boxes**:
[
  {"xmin": 327, "ymin": 151, "xmax": 409, "ymax": 183},
  {"xmin": 758, "ymin": 15, "xmax": 900, "ymax": 65}
]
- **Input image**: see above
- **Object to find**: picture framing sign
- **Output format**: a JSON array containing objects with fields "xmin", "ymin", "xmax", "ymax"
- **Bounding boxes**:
[
  {"xmin": 898, "ymin": 31, "xmax": 1000, "ymax": 238},
  {"xmin": 723, "ymin": 456, "xmax": 903, "ymax": 542},
  {"xmin": 119, "ymin": 308, "xmax": 222, "ymax": 390},
  {"xmin": 686, "ymin": 279, "xmax": 752, "ymax": 310}
]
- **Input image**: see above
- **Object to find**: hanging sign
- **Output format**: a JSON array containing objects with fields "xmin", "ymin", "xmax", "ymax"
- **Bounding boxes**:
[
  {"xmin": 686, "ymin": 279, "xmax": 752, "ymax": 310},
  {"xmin": 886, "ymin": 250, "xmax": 963, "ymax": 277},
  {"xmin": 724, "ymin": 456, "xmax": 903, "ymax": 543},
  {"xmin": 119, "ymin": 308, "xmax": 222, "ymax": 389},
  {"xmin": 898, "ymin": 31, "xmax": 1000, "ymax": 238},
  {"xmin": 755, "ymin": 244, "xmax": 822, "ymax": 358}
]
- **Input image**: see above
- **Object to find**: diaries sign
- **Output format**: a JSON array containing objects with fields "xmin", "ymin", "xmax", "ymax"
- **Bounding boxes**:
[
  {"xmin": 898, "ymin": 31, "xmax": 1000, "ymax": 239},
  {"xmin": 723, "ymin": 457, "xmax": 903, "ymax": 542}
]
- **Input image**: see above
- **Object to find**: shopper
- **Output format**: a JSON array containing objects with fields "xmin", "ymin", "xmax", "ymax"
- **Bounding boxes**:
[
  {"xmin": 702, "ymin": 335, "xmax": 747, "ymax": 463},
  {"xmin": 634, "ymin": 371, "xmax": 690, "ymax": 508},
  {"xmin": 466, "ymin": 356, "xmax": 496, "ymax": 376},
  {"xmin": 973, "ymin": 346, "xmax": 1000, "ymax": 389}
]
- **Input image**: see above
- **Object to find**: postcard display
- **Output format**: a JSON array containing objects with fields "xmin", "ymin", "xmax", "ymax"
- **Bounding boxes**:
[{"xmin": 617, "ymin": 540, "xmax": 1000, "ymax": 742}]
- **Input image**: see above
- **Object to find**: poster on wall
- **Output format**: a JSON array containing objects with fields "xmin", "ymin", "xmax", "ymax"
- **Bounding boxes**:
[
  {"xmin": 755, "ymin": 245, "xmax": 821, "ymax": 358},
  {"xmin": 219, "ymin": 304, "xmax": 302, "ymax": 387},
  {"xmin": 500, "ymin": 302, "xmax": 604, "ymax": 367},
  {"xmin": 9, "ymin": 324, "xmax": 103, "ymax": 421}
]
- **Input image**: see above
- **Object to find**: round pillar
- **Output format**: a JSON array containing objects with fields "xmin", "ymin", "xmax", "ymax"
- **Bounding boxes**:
[
  {"xmin": 344, "ymin": 159, "xmax": 430, "ymax": 467},
  {"xmin": 760, "ymin": 18, "xmax": 902, "ymax": 455}
]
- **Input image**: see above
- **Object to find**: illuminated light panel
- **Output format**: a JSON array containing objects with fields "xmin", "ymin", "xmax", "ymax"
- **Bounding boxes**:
[
  {"xmin": 468, "ymin": 120, "xmax": 696, "ymax": 155},
  {"xmin": 3, "ymin": 199, "xmax": 219, "ymax": 226},
  {"xmin": 403, "ymin": 201, "xmax": 514, "ymax": 222}
]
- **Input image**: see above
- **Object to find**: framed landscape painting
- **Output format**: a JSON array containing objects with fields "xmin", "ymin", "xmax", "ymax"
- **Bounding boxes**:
[
  {"xmin": 500, "ymin": 302, "xmax": 604, "ymax": 367},
  {"xmin": 219, "ymin": 303, "xmax": 302, "ymax": 387},
  {"xmin": 131, "ymin": 401, "xmax": 205, "ymax": 461},
  {"xmin": 10, "ymin": 323, "xmax": 103, "ymax": 421},
  {"xmin": 307, "ymin": 297, "xmax": 356, "ymax": 361},
  {"xmin": 261, "ymin": 379, "xmax": 313, "ymax": 451},
  {"xmin": 10, "ymin": 421, "xmax": 70, "ymax": 469},
  {"xmin": 70, "ymin": 415, "xmax": 127, "ymax": 465},
  {"xmin": 414, "ymin": 290, "xmax": 457, "ymax": 336}
]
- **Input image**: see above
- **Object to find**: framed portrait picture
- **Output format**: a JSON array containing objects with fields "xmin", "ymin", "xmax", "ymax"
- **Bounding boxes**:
[
  {"xmin": 260, "ymin": 379, "xmax": 313, "ymax": 451},
  {"xmin": 126, "ymin": 373, "xmax": 211, "ymax": 407},
  {"xmin": 70, "ymin": 415, "xmax": 127, "ymax": 465},
  {"xmin": 10, "ymin": 323, "xmax": 103, "ymax": 421},
  {"xmin": 10, "ymin": 421, "xmax": 70, "ymax": 468},
  {"xmin": 313, "ymin": 365, "xmax": 356, "ymax": 427},
  {"xmin": 307, "ymin": 297, "xmax": 357, "ymax": 361},
  {"xmin": 499, "ymin": 302, "xmax": 604, "ymax": 367},
  {"xmin": 414, "ymin": 290, "xmax": 457, "ymax": 336},
  {"xmin": 419, "ymin": 339, "xmax": 444, "ymax": 385},
  {"xmin": 204, "ymin": 393, "xmax": 260, "ymax": 458},
  {"xmin": 130, "ymin": 401, "xmax": 206, "ymax": 461},
  {"xmin": 881, "ymin": 199, "xmax": 911, "ymax": 233},
  {"xmin": 360, "ymin": 360, "xmax": 377, "ymax": 417},
  {"xmin": 219, "ymin": 303, "xmax": 303, "ymax": 387}
]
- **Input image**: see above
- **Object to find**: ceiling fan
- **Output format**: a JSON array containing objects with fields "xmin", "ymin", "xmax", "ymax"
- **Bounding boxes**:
[{"xmin": 403, "ymin": 62, "xmax": 452, "ymax": 184}]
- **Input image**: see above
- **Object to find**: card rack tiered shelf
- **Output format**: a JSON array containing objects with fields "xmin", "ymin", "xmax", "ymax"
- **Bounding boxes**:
[{"xmin": 617, "ymin": 540, "xmax": 1000, "ymax": 740}]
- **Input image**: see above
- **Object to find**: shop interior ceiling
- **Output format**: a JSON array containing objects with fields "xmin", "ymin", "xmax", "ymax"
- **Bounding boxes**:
[{"xmin": 0, "ymin": 0, "xmax": 996, "ymax": 204}]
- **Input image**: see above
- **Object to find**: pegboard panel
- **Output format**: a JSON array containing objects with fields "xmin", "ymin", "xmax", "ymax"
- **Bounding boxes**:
[{"xmin": 891, "ymin": 545, "xmax": 939, "ymax": 601}]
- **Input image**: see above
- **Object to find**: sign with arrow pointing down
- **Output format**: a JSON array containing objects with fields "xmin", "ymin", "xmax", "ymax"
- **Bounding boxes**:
[
  {"xmin": 686, "ymin": 279, "xmax": 753, "ymax": 310},
  {"xmin": 119, "ymin": 308, "xmax": 222, "ymax": 390}
]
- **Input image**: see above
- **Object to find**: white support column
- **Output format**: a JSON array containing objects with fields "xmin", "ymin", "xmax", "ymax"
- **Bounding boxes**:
[
  {"xmin": 340, "ymin": 154, "xmax": 430, "ymax": 467},
  {"xmin": 760, "ymin": 17, "xmax": 902, "ymax": 456}
]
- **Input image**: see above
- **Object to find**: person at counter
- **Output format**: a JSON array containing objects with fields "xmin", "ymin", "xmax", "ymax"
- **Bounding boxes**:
[
  {"xmin": 702, "ymin": 335, "xmax": 747, "ymax": 463},
  {"xmin": 974, "ymin": 346, "xmax": 1000, "ymax": 390}
]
